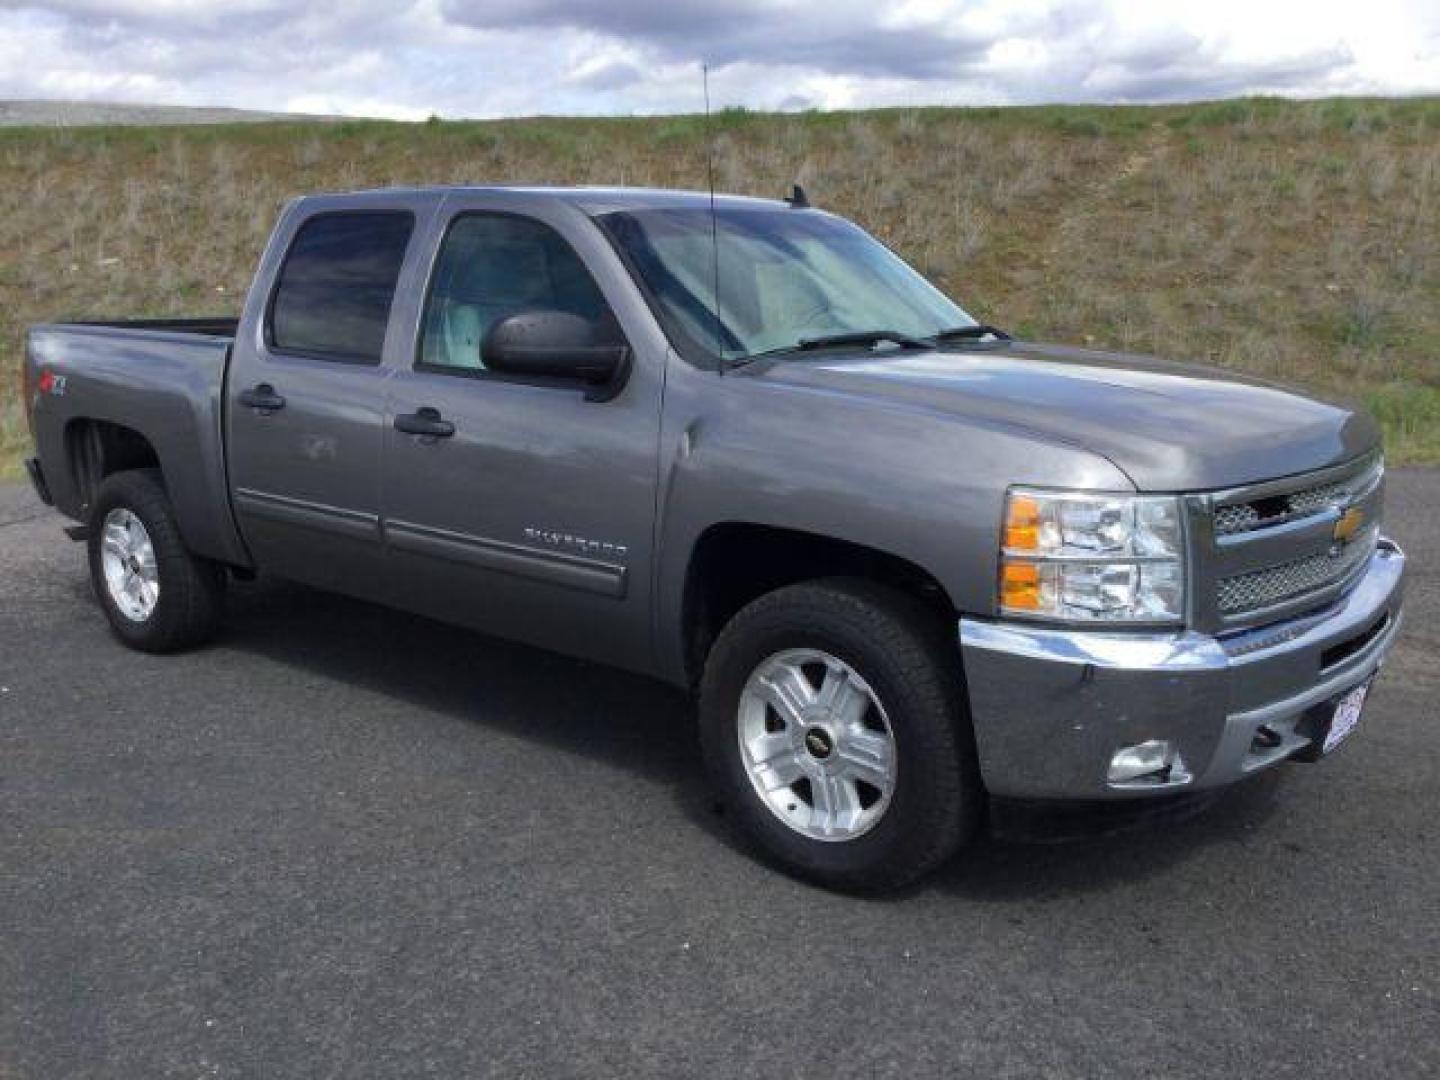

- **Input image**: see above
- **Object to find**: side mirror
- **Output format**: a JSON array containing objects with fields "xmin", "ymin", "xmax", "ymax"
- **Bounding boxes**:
[{"xmin": 481, "ymin": 310, "xmax": 630, "ymax": 400}]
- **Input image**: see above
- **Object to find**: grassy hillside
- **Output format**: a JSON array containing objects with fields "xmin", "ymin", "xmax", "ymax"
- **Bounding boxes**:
[{"xmin": 2, "ymin": 96, "xmax": 1437, "ymax": 478}]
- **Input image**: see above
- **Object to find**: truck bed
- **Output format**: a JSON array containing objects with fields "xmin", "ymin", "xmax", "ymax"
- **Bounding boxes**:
[{"xmin": 24, "ymin": 319, "xmax": 249, "ymax": 567}]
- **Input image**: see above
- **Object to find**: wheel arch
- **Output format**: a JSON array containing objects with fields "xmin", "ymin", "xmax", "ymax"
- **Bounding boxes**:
[
  {"xmin": 677, "ymin": 521, "xmax": 960, "ymax": 686},
  {"xmin": 59, "ymin": 415, "xmax": 250, "ymax": 568},
  {"xmin": 62, "ymin": 417, "xmax": 169, "ymax": 516}
]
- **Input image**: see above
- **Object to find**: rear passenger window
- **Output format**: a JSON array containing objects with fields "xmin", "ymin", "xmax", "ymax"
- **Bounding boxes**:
[
  {"xmin": 269, "ymin": 212, "xmax": 414, "ymax": 363},
  {"xmin": 419, "ymin": 213, "xmax": 616, "ymax": 373}
]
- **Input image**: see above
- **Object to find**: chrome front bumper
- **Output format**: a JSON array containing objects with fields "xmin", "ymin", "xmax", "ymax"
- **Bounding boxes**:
[{"xmin": 959, "ymin": 539, "xmax": 1406, "ymax": 800}]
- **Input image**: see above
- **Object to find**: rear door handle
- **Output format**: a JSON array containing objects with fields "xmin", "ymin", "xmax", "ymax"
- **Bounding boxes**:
[
  {"xmin": 394, "ymin": 407, "xmax": 455, "ymax": 439},
  {"xmin": 238, "ymin": 383, "xmax": 286, "ymax": 412}
]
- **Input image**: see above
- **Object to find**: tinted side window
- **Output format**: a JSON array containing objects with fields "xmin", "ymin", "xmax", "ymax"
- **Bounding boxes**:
[
  {"xmin": 420, "ymin": 214, "xmax": 614, "ymax": 372},
  {"xmin": 270, "ymin": 212, "xmax": 414, "ymax": 363}
]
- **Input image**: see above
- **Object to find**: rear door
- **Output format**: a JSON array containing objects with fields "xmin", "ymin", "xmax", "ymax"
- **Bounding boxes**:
[
  {"xmin": 227, "ymin": 206, "xmax": 418, "ymax": 599},
  {"xmin": 380, "ymin": 196, "xmax": 665, "ymax": 672}
]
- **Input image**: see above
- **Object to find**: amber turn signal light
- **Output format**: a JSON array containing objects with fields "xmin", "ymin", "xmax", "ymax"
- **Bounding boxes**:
[
  {"xmin": 1000, "ymin": 560, "xmax": 1042, "ymax": 610},
  {"xmin": 1004, "ymin": 493, "xmax": 1041, "ymax": 552}
]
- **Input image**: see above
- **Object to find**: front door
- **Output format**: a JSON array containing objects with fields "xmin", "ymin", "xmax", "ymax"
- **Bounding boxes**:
[
  {"xmin": 380, "ymin": 207, "xmax": 663, "ymax": 671},
  {"xmin": 227, "ymin": 209, "xmax": 415, "ymax": 600}
]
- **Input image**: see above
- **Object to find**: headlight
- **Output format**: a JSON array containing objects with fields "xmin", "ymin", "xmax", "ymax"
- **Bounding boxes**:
[{"xmin": 1000, "ymin": 489, "xmax": 1186, "ymax": 623}]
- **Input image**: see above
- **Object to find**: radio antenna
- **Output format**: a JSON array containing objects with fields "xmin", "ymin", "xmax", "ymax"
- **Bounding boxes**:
[{"xmin": 703, "ymin": 63, "xmax": 725, "ymax": 375}]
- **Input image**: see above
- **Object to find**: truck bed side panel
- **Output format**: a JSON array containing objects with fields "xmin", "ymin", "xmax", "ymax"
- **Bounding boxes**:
[{"xmin": 26, "ymin": 324, "xmax": 251, "ymax": 567}]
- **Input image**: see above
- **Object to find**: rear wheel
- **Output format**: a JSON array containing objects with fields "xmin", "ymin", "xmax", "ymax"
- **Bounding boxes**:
[
  {"xmin": 699, "ymin": 578, "xmax": 980, "ymax": 893},
  {"xmin": 87, "ymin": 469, "xmax": 225, "ymax": 653}
]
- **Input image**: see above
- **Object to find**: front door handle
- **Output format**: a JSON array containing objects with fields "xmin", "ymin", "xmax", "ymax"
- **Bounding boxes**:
[
  {"xmin": 238, "ymin": 383, "xmax": 286, "ymax": 412},
  {"xmin": 394, "ymin": 407, "xmax": 455, "ymax": 439}
]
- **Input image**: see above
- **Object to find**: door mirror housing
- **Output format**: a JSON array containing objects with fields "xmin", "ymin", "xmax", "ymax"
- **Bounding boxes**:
[{"xmin": 481, "ymin": 310, "xmax": 630, "ymax": 400}]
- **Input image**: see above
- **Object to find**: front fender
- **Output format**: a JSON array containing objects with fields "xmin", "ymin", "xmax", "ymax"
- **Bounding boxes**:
[{"xmin": 649, "ymin": 359, "xmax": 1132, "ymax": 683}]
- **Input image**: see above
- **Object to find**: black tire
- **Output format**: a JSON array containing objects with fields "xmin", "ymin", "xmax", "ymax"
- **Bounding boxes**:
[
  {"xmin": 699, "ymin": 578, "xmax": 981, "ymax": 893},
  {"xmin": 87, "ymin": 469, "xmax": 225, "ymax": 653}
]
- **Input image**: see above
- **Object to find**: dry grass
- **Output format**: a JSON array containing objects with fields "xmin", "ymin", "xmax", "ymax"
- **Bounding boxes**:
[{"xmin": 2, "ymin": 96, "xmax": 1438, "ymax": 477}]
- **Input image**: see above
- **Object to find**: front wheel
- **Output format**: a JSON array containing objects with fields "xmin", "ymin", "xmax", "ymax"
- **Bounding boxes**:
[
  {"xmin": 699, "ymin": 579, "xmax": 980, "ymax": 893},
  {"xmin": 87, "ymin": 469, "xmax": 225, "ymax": 653}
]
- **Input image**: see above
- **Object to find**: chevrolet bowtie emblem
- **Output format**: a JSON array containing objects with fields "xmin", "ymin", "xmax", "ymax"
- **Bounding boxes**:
[{"xmin": 1333, "ymin": 506, "xmax": 1365, "ymax": 544}]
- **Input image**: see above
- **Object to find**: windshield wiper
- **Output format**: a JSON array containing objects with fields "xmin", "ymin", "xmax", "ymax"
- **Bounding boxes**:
[
  {"xmin": 794, "ymin": 330, "xmax": 931, "ymax": 352},
  {"xmin": 929, "ymin": 324, "xmax": 1012, "ymax": 344},
  {"xmin": 730, "ymin": 329, "xmax": 932, "ymax": 367}
]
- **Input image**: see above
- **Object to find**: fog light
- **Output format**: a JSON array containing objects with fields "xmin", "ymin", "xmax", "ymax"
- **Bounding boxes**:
[{"xmin": 1108, "ymin": 740, "xmax": 1184, "ymax": 784}]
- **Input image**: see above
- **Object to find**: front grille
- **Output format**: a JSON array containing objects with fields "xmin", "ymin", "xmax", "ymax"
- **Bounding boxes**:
[
  {"xmin": 1213, "ymin": 503, "xmax": 1260, "ymax": 535},
  {"xmin": 1198, "ymin": 453, "xmax": 1385, "ymax": 628},
  {"xmin": 1213, "ymin": 454, "xmax": 1383, "ymax": 536},
  {"xmin": 1216, "ymin": 525, "xmax": 1378, "ymax": 614}
]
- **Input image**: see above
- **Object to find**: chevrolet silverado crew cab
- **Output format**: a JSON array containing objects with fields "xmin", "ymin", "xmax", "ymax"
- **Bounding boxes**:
[{"xmin": 23, "ymin": 186, "xmax": 1406, "ymax": 892}]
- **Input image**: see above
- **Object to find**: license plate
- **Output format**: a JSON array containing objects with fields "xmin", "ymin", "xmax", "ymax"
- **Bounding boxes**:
[{"xmin": 1323, "ymin": 679, "xmax": 1372, "ymax": 754}]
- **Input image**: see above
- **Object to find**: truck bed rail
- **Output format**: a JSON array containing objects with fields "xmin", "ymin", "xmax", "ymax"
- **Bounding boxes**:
[{"xmin": 65, "ymin": 317, "xmax": 239, "ymax": 338}]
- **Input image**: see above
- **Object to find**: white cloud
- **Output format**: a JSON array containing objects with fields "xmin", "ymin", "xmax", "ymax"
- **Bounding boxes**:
[{"xmin": 0, "ymin": 0, "xmax": 1435, "ymax": 118}]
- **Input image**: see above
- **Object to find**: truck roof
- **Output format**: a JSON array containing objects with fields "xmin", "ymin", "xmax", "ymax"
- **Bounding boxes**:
[{"xmin": 299, "ymin": 185, "xmax": 797, "ymax": 216}]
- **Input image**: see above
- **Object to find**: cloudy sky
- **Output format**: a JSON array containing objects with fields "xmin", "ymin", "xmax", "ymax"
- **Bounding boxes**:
[{"xmin": 1, "ymin": 0, "xmax": 1437, "ymax": 119}]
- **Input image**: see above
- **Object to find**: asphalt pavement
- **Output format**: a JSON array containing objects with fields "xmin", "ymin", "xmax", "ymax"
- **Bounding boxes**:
[{"xmin": 2, "ymin": 471, "xmax": 1436, "ymax": 1079}]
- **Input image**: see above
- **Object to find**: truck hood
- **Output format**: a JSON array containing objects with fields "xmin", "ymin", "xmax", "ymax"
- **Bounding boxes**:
[{"xmin": 752, "ymin": 342, "xmax": 1379, "ymax": 491}]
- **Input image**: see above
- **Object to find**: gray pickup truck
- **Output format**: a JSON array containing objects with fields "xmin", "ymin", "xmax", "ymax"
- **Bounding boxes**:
[{"xmin": 22, "ymin": 185, "xmax": 1406, "ymax": 891}]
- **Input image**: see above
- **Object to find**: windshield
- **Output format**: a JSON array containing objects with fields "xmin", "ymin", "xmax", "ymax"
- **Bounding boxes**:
[{"xmin": 598, "ymin": 208, "xmax": 976, "ymax": 362}]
